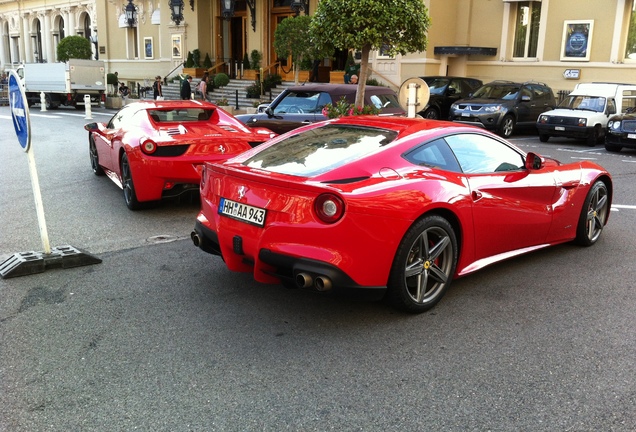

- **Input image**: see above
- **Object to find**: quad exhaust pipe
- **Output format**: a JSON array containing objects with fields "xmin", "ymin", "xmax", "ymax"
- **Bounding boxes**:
[
  {"xmin": 296, "ymin": 272, "xmax": 313, "ymax": 288},
  {"xmin": 315, "ymin": 276, "xmax": 332, "ymax": 292},
  {"xmin": 191, "ymin": 231, "xmax": 201, "ymax": 247}
]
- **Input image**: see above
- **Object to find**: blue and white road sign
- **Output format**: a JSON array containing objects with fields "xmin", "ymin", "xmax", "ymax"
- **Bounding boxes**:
[{"xmin": 8, "ymin": 70, "xmax": 31, "ymax": 152}]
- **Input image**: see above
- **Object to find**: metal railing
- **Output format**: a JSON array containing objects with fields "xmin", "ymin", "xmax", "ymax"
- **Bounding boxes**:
[{"xmin": 0, "ymin": 83, "xmax": 7, "ymax": 105}]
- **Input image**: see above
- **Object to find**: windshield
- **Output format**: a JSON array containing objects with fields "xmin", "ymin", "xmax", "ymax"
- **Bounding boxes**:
[
  {"xmin": 472, "ymin": 84, "xmax": 520, "ymax": 100},
  {"xmin": 243, "ymin": 125, "xmax": 398, "ymax": 177},
  {"xmin": 273, "ymin": 91, "xmax": 331, "ymax": 114},
  {"xmin": 423, "ymin": 78, "xmax": 450, "ymax": 95},
  {"xmin": 558, "ymin": 95, "xmax": 606, "ymax": 112}
]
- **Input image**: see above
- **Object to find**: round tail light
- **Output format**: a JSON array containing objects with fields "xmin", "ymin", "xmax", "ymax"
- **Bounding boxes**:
[
  {"xmin": 139, "ymin": 138, "xmax": 157, "ymax": 155},
  {"xmin": 314, "ymin": 193, "xmax": 345, "ymax": 224}
]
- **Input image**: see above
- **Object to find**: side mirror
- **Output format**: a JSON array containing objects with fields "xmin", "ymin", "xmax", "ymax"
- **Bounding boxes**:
[
  {"xmin": 84, "ymin": 122, "xmax": 100, "ymax": 132},
  {"xmin": 521, "ymin": 95, "xmax": 531, "ymax": 102},
  {"xmin": 525, "ymin": 152, "xmax": 544, "ymax": 170},
  {"xmin": 265, "ymin": 106, "xmax": 274, "ymax": 117},
  {"xmin": 447, "ymin": 87, "xmax": 457, "ymax": 95}
]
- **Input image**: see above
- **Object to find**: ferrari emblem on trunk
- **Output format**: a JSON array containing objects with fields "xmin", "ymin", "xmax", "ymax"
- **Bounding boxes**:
[{"xmin": 238, "ymin": 186, "xmax": 246, "ymax": 200}]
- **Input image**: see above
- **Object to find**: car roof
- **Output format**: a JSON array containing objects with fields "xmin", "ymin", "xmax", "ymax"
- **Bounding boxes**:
[{"xmin": 285, "ymin": 83, "xmax": 397, "ymax": 97}]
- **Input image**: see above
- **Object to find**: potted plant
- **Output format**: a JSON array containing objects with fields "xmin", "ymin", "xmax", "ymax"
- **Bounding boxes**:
[
  {"xmin": 329, "ymin": 69, "xmax": 346, "ymax": 83},
  {"xmin": 242, "ymin": 50, "xmax": 261, "ymax": 81},
  {"xmin": 105, "ymin": 92, "xmax": 122, "ymax": 109},
  {"xmin": 183, "ymin": 50, "xmax": 205, "ymax": 77}
]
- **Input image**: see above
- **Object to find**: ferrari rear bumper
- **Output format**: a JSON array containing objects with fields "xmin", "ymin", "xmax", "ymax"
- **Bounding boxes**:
[{"xmin": 192, "ymin": 220, "xmax": 387, "ymax": 301}]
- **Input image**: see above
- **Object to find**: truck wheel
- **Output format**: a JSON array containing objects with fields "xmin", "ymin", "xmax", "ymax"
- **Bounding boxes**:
[{"xmin": 586, "ymin": 126, "xmax": 601, "ymax": 147}]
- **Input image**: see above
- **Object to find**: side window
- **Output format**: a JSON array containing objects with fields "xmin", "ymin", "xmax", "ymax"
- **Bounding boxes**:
[
  {"xmin": 316, "ymin": 92, "xmax": 332, "ymax": 112},
  {"xmin": 608, "ymin": 98, "xmax": 617, "ymax": 115},
  {"xmin": 403, "ymin": 138, "xmax": 462, "ymax": 173},
  {"xmin": 521, "ymin": 86, "xmax": 533, "ymax": 100},
  {"xmin": 446, "ymin": 133, "xmax": 525, "ymax": 174},
  {"xmin": 448, "ymin": 79, "xmax": 462, "ymax": 96}
]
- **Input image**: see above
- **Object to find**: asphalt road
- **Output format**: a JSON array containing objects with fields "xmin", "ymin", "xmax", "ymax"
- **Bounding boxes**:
[{"xmin": 1, "ymin": 106, "xmax": 635, "ymax": 431}]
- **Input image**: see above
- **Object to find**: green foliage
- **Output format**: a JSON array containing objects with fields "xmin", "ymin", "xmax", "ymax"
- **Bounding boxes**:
[
  {"xmin": 213, "ymin": 73, "xmax": 230, "ymax": 88},
  {"xmin": 274, "ymin": 16, "xmax": 313, "ymax": 65},
  {"xmin": 246, "ymin": 81, "xmax": 261, "ymax": 98},
  {"xmin": 185, "ymin": 51, "xmax": 194, "ymax": 68},
  {"xmin": 243, "ymin": 52, "xmax": 251, "ymax": 69},
  {"xmin": 216, "ymin": 97, "xmax": 228, "ymax": 106},
  {"xmin": 56, "ymin": 35, "xmax": 93, "ymax": 62},
  {"xmin": 366, "ymin": 77, "xmax": 383, "ymax": 86},
  {"xmin": 250, "ymin": 50, "xmax": 262, "ymax": 70},
  {"xmin": 192, "ymin": 49, "xmax": 201, "ymax": 67},
  {"xmin": 203, "ymin": 53, "xmax": 213, "ymax": 69},
  {"xmin": 321, "ymin": 96, "xmax": 380, "ymax": 118},
  {"xmin": 262, "ymin": 73, "xmax": 282, "ymax": 91},
  {"xmin": 106, "ymin": 73, "xmax": 118, "ymax": 85},
  {"xmin": 310, "ymin": 0, "xmax": 430, "ymax": 57}
]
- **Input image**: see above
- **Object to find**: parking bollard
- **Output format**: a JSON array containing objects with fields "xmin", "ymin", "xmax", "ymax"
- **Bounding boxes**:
[
  {"xmin": 84, "ymin": 94, "xmax": 92, "ymax": 119},
  {"xmin": 40, "ymin": 91, "xmax": 47, "ymax": 112}
]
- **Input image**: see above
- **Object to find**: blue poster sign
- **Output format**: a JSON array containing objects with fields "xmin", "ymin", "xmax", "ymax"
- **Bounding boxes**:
[{"xmin": 8, "ymin": 70, "xmax": 31, "ymax": 152}]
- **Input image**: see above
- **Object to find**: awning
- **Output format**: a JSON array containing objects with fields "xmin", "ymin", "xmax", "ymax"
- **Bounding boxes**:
[{"xmin": 433, "ymin": 46, "xmax": 498, "ymax": 56}]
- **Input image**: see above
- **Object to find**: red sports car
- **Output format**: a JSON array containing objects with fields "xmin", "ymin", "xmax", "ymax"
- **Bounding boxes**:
[
  {"xmin": 85, "ymin": 100, "xmax": 276, "ymax": 209},
  {"xmin": 191, "ymin": 116, "xmax": 612, "ymax": 313}
]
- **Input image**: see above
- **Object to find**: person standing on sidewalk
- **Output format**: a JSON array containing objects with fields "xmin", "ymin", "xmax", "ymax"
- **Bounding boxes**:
[
  {"xmin": 180, "ymin": 75, "xmax": 193, "ymax": 100},
  {"xmin": 153, "ymin": 76, "xmax": 163, "ymax": 100}
]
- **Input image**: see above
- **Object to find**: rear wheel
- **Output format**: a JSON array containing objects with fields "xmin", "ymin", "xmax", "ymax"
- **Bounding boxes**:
[
  {"xmin": 539, "ymin": 134, "xmax": 550, "ymax": 143},
  {"xmin": 575, "ymin": 180, "xmax": 609, "ymax": 246},
  {"xmin": 89, "ymin": 136, "xmax": 105, "ymax": 176},
  {"xmin": 121, "ymin": 153, "xmax": 142, "ymax": 210},
  {"xmin": 386, "ymin": 215, "xmax": 458, "ymax": 313},
  {"xmin": 498, "ymin": 115, "xmax": 515, "ymax": 138}
]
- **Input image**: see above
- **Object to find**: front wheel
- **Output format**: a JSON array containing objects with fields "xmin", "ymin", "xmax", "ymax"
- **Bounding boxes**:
[
  {"xmin": 498, "ymin": 115, "xmax": 515, "ymax": 138},
  {"xmin": 587, "ymin": 125, "xmax": 601, "ymax": 147},
  {"xmin": 386, "ymin": 215, "xmax": 458, "ymax": 313},
  {"xmin": 575, "ymin": 180, "xmax": 609, "ymax": 246},
  {"xmin": 604, "ymin": 143, "xmax": 622, "ymax": 153},
  {"xmin": 89, "ymin": 135, "xmax": 105, "ymax": 176},
  {"xmin": 121, "ymin": 153, "xmax": 142, "ymax": 210},
  {"xmin": 539, "ymin": 134, "xmax": 550, "ymax": 143}
]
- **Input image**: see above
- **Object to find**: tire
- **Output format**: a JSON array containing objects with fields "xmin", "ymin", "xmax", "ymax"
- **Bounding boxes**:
[
  {"xmin": 422, "ymin": 107, "xmax": 440, "ymax": 119},
  {"xmin": 121, "ymin": 152, "xmax": 142, "ymax": 210},
  {"xmin": 89, "ymin": 135, "xmax": 105, "ymax": 176},
  {"xmin": 498, "ymin": 115, "xmax": 515, "ymax": 138},
  {"xmin": 386, "ymin": 215, "xmax": 458, "ymax": 313},
  {"xmin": 604, "ymin": 143, "xmax": 622, "ymax": 153},
  {"xmin": 539, "ymin": 134, "xmax": 550, "ymax": 143},
  {"xmin": 586, "ymin": 126, "xmax": 601, "ymax": 147},
  {"xmin": 575, "ymin": 180, "xmax": 609, "ymax": 246}
]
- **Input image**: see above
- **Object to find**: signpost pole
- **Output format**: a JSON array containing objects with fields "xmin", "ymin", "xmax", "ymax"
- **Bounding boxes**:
[{"xmin": 26, "ymin": 147, "xmax": 52, "ymax": 254}]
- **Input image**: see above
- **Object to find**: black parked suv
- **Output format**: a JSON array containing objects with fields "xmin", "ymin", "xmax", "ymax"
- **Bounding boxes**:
[
  {"xmin": 449, "ymin": 80, "xmax": 556, "ymax": 137},
  {"xmin": 418, "ymin": 76, "xmax": 483, "ymax": 120}
]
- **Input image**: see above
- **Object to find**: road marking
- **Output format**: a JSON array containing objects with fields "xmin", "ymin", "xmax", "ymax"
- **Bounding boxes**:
[{"xmin": 613, "ymin": 204, "xmax": 636, "ymax": 210}]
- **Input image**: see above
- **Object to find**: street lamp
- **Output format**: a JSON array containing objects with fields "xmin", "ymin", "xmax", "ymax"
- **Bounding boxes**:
[
  {"xmin": 221, "ymin": 0, "xmax": 235, "ymax": 20},
  {"xmin": 169, "ymin": 0, "xmax": 184, "ymax": 25},
  {"xmin": 125, "ymin": 0, "xmax": 137, "ymax": 27},
  {"xmin": 290, "ymin": 0, "xmax": 308, "ymax": 16}
]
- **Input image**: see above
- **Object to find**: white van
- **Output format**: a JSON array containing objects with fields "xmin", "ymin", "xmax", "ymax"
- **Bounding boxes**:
[{"xmin": 536, "ymin": 82, "xmax": 636, "ymax": 146}]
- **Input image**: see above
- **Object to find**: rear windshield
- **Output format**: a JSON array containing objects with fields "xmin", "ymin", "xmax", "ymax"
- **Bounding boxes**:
[
  {"xmin": 243, "ymin": 125, "xmax": 398, "ymax": 177},
  {"xmin": 148, "ymin": 108, "xmax": 213, "ymax": 122}
]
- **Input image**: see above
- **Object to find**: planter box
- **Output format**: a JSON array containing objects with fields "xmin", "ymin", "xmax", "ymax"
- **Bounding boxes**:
[
  {"xmin": 329, "ymin": 71, "xmax": 345, "ymax": 84},
  {"xmin": 183, "ymin": 67, "xmax": 206, "ymax": 78},
  {"xmin": 218, "ymin": 106, "xmax": 234, "ymax": 115},
  {"xmin": 283, "ymin": 70, "xmax": 310, "ymax": 83},
  {"xmin": 242, "ymin": 70, "xmax": 259, "ymax": 81},
  {"xmin": 105, "ymin": 96, "xmax": 122, "ymax": 110}
]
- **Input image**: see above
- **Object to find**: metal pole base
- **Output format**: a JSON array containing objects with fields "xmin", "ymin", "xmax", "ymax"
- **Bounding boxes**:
[{"xmin": 0, "ymin": 245, "xmax": 102, "ymax": 279}]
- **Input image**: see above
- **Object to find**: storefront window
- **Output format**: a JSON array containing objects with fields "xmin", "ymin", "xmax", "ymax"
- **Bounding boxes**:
[{"xmin": 513, "ymin": 1, "xmax": 541, "ymax": 58}]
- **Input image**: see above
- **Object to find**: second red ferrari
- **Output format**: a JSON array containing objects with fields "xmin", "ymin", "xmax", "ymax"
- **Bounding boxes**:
[{"xmin": 85, "ymin": 100, "xmax": 275, "ymax": 209}]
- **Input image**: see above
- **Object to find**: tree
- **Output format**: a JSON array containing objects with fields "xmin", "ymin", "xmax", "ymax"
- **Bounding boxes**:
[
  {"xmin": 274, "ymin": 15, "xmax": 315, "ymax": 84},
  {"xmin": 311, "ymin": 0, "xmax": 430, "ymax": 107},
  {"xmin": 56, "ymin": 35, "xmax": 93, "ymax": 62}
]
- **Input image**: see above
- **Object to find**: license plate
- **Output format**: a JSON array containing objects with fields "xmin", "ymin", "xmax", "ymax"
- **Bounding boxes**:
[
  {"xmin": 218, "ymin": 198, "xmax": 266, "ymax": 227},
  {"xmin": 555, "ymin": 126, "xmax": 565, "ymax": 131},
  {"xmin": 628, "ymin": 134, "xmax": 636, "ymax": 139},
  {"xmin": 461, "ymin": 112, "xmax": 470, "ymax": 117}
]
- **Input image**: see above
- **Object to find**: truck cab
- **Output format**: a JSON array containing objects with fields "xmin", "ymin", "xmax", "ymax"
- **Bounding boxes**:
[{"xmin": 536, "ymin": 82, "xmax": 636, "ymax": 146}]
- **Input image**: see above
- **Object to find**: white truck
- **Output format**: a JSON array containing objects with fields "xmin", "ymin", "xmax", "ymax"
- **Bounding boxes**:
[
  {"xmin": 16, "ymin": 59, "xmax": 106, "ymax": 109},
  {"xmin": 536, "ymin": 82, "xmax": 636, "ymax": 146}
]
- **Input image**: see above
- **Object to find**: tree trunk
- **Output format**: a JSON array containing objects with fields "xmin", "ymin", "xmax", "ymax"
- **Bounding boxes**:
[{"xmin": 355, "ymin": 43, "xmax": 372, "ymax": 108}]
